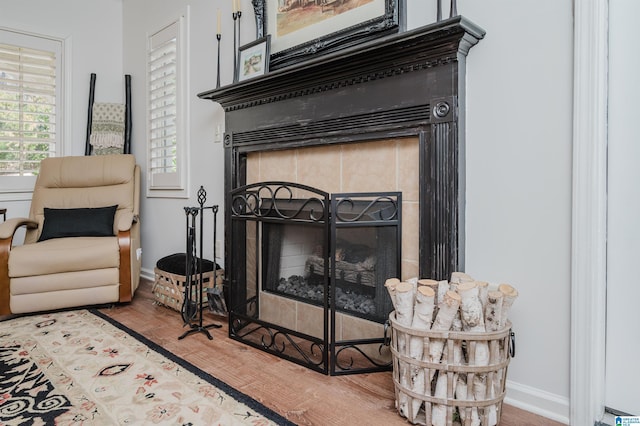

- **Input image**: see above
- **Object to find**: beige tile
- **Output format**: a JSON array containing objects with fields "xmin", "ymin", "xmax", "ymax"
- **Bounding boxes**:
[
  {"xmin": 397, "ymin": 137, "xmax": 420, "ymax": 202},
  {"xmin": 401, "ymin": 201, "xmax": 419, "ymax": 262},
  {"xmin": 259, "ymin": 149, "xmax": 297, "ymax": 183},
  {"xmin": 297, "ymin": 145, "xmax": 341, "ymax": 194},
  {"xmin": 246, "ymin": 240, "xmax": 257, "ymax": 299},
  {"xmin": 339, "ymin": 314, "xmax": 391, "ymax": 364},
  {"xmin": 245, "ymin": 222, "xmax": 257, "ymax": 299},
  {"xmin": 401, "ymin": 260, "xmax": 419, "ymax": 282},
  {"xmin": 259, "ymin": 292, "xmax": 296, "ymax": 329},
  {"xmin": 333, "ymin": 311, "xmax": 342, "ymax": 341},
  {"xmin": 246, "ymin": 153, "xmax": 260, "ymax": 185},
  {"xmin": 296, "ymin": 302, "xmax": 324, "ymax": 339},
  {"xmin": 341, "ymin": 140, "xmax": 396, "ymax": 193},
  {"xmin": 341, "ymin": 315, "xmax": 385, "ymax": 340}
]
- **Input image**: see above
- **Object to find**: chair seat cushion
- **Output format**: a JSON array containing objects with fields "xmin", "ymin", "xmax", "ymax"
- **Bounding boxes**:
[{"xmin": 8, "ymin": 236, "xmax": 120, "ymax": 278}]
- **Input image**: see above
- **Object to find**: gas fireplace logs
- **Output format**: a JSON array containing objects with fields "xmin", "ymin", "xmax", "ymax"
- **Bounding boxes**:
[{"xmin": 388, "ymin": 273, "xmax": 518, "ymax": 426}]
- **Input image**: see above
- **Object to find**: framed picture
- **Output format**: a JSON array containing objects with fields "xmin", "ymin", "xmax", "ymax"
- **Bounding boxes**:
[
  {"xmin": 252, "ymin": 0, "xmax": 403, "ymax": 70},
  {"xmin": 236, "ymin": 35, "xmax": 271, "ymax": 82}
]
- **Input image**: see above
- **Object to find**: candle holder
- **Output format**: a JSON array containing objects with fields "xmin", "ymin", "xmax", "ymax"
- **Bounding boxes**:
[
  {"xmin": 237, "ymin": 10, "xmax": 242, "ymax": 48},
  {"xmin": 216, "ymin": 33, "xmax": 221, "ymax": 88},
  {"xmin": 233, "ymin": 12, "xmax": 238, "ymax": 79},
  {"xmin": 233, "ymin": 11, "xmax": 242, "ymax": 80}
]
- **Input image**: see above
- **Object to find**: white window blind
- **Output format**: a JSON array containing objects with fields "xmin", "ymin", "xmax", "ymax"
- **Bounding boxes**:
[
  {"xmin": 147, "ymin": 16, "xmax": 188, "ymax": 195},
  {"xmin": 0, "ymin": 30, "xmax": 61, "ymax": 181}
]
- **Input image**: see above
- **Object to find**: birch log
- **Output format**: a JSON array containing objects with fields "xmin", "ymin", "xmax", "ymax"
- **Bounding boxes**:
[
  {"xmin": 385, "ymin": 278, "xmax": 401, "ymax": 310},
  {"xmin": 455, "ymin": 375, "xmax": 481, "ymax": 426},
  {"xmin": 395, "ymin": 281, "xmax": 415, "ymax": 419},
  {"xmin": 457, "ymin": 282, "xmax": 485, "ymax": 332},
  {"xmin": 450, "ymin": 271, "xmax": 474, "ymax": 292},
  {"xmin": 409, "ymin": 286, "xmax": 436, "ymax": 358},
  {"xmin": 431, "ymin": 352, "xmax": 450, "ymax": 426},
  {"xmin": 475, "ymin": 281, "xmax": 489, "ymax": 310},
  {"xmin": 408, "ymin": 286, "xmax": 436, "ymax": 420},
  {"xmin": 498, "ymin": 283, "xmax": 518, "ymax": 329},
  {"xmin": 493, "ymin": 283, "xmax": 519, "ymax": 424},
  {"xmin": 395, "ymin": 281, "xmax": 415, "ymax": 328},
  {"xmin": 457, "ymin": 281, "xmax": 490, "ymax": 423},
  {"xmin": 484, "ymin": 291, "xmax": 504, "ymax": 332},
  {"xmin": 430, "ymin": 291, "xmax": 461, "ymax": 334},
  {"xmin": 450, "ymin": 271, "xmax": 474, "ymax": 284},
  {"xmin": 437, "ymin": 280, "xmax": 450, "ymax": 307},
  {"xmin": 427, "ymin": 291, "xmax": 461, "ymax": 381},
  {"xmin": 418, "ymin": 279, "xmax": 439, "ymax": 303}
]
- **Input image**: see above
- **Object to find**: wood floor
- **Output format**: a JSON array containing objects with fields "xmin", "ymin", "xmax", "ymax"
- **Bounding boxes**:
[{"xmin": 98, "ymin": 279, "xmax": 565, "ymax": 426}]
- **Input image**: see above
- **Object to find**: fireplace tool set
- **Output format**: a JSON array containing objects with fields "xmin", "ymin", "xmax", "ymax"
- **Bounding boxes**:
[{"xmin": 179, "ymin": 186, "xmax": 224, "ymax": 340}]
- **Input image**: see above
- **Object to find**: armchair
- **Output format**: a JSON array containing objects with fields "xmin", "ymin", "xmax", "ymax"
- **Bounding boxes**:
[{"xmin": 0, "ymin": 154, "xmax": 141, "ymax": 315}]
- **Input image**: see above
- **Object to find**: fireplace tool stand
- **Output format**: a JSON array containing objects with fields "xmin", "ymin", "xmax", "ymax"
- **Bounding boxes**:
[{"xmin": 179, "ymin": 186, "xmax": 222, "ymax": 340}]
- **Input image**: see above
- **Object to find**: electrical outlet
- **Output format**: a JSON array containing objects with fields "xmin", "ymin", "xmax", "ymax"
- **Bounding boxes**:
[{"xmin": 214, "ymin": 125, "xmax": 222, "ymax": 143}]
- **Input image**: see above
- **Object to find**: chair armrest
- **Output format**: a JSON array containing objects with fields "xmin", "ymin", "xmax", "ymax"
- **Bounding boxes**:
[
  {"xmin": 0, "ymin": 218, "xmax": 37, "ymax": 315},
  {"xmin": 116, "ymin": 212, "xmax": 138, "ymax": 232},
  {"xmin": 0, "ymin": 218, "xmax": 38, "ymax": 240}
]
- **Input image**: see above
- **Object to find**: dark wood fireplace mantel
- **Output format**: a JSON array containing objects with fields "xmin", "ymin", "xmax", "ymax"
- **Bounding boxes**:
[
  {"xmin": 198, "ymin": 16, "xmax": 484, "ymax": 112},
  {"xmin": 198, "ymin": 15, "xmax": 485, "ymax": 281}
]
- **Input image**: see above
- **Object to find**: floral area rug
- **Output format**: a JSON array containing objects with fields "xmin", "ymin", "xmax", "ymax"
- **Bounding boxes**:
[{"xmin": 0, "ymin": 309, "xmax": 294, "ymax": 425}]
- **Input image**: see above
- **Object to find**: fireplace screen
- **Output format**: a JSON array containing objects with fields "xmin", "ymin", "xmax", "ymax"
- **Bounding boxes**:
[{"xmin": 228, "ymin": 181, "xmax": 401, "ymax": 375}]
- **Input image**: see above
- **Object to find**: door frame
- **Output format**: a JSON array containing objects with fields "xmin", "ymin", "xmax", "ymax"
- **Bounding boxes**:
[{"xmin": 571, "ymin": 0, "xmax": 608, "ymax": 424}]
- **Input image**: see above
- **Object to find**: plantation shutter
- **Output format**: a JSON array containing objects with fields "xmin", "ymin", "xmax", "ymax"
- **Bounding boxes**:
[
  {"xmin": 0, "ymin": 31, "xmax": 60, "ymax": 178},
  {"xmin": 148, "ymin": 20, "xmax": 185, "ymax": 191}
]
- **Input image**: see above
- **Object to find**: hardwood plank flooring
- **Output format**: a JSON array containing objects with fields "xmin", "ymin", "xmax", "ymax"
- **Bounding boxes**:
[{"xmin": 98, "ymin": 279, "xmax": 564, "ymax": 425}]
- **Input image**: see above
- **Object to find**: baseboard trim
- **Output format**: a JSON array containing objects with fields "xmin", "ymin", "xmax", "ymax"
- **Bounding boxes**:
[
  {"xmin": 140, "ymin": 267, "xmax": 154, "ymax": 282},
  {"xmin": 504, "ymin": 380, "xmax": 570, "ymax": 424}
]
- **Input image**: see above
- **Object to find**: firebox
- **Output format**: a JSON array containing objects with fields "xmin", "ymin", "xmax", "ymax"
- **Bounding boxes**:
[{"xmin": 228, "ymin": 181, "xmax": 400, "ymax": 375}]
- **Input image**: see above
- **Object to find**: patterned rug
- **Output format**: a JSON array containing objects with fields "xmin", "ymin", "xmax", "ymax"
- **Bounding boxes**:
[{"xmin": 0, "ymin": 309, "xmax": 294, "ymax": 425}]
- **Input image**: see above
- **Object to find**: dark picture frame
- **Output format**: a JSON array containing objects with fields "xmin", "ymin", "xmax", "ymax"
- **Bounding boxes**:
[
  {"xmin": 252, "ymin": 0, "xmax": 403, "ymax": 71},
  {"xmin": 236, "ymin": 35, "xmax": 271, "ymax": 82}
]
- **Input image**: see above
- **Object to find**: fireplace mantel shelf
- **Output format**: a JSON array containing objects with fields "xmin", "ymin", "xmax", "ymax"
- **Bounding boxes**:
[{"xmin": 197, "ymin": 16, "xmax": 485, "ymax": 112}]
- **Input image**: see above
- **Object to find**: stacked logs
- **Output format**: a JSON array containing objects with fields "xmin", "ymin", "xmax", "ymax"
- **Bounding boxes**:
[{"xmin": 386, "ymin": 272, "xmax": 518, "ymax": 426}]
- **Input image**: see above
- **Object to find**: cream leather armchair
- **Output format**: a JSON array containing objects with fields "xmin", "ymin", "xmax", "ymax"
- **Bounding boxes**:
[{"xmin": 0, "ymin": 154, "xmax": 141, "ymax": 315}]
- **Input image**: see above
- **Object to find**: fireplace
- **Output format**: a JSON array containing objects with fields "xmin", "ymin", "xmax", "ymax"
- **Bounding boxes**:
[
  {"xmin": 228, "ymin": 181, "xmax": 401, "ymax": 374},
  {"xmin": 198, "ymin": 17, "xmax": 485, "ymax": 375},
  {"xmin": 252, "ymin": 186, "xmax": 401, "ymax": 323}
]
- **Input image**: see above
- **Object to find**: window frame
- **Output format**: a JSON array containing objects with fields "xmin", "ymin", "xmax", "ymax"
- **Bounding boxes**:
[
  {"xmin": 0, "ymin": 27, "xmax": 67, "ymax": 201},
  {"xmin": 146, "ymin": 12, "xmax": 190, "ymax": 199}
]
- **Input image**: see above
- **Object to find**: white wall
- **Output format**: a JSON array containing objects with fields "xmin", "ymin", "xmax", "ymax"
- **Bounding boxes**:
[
  {"xmin": 0, "ymin": 0, "xmax": 124, "ymax": 218},
  {"xmin": 123, "ymin": 0, "xmax": 228, "ymax": 273},
  {"xmin": 407, "ymin": 1, "xmax": 572, "ymax": 422}
]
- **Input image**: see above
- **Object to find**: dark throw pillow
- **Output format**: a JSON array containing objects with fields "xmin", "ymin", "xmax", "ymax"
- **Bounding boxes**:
[{"xmin": 38, "ymin": 205, "xmax": 118, "ymax": 241}]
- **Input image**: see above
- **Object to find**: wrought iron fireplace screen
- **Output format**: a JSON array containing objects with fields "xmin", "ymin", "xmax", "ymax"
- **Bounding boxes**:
[{"xmin": 228, "ymin": 181, "xmax": 401, "ymax": 375}]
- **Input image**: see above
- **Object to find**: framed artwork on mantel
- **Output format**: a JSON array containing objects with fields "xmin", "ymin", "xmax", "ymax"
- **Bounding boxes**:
[
  {"xmin": 236, "ymin": 36, "xmax": 271, "ymax": 82},
  {"xmin": 252, "ymin": 0, "xmax": 403, "ymax": 71}
]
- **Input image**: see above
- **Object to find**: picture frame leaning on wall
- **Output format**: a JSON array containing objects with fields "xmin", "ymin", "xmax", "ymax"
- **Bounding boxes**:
[{"xmin": 236, "ymin": 35, "xmax": 271, "ymax": 82}]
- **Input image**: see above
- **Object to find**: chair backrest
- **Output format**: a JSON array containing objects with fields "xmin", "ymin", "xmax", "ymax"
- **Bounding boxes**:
[{"xmin": 25, "ymin": 154, "xmax": 138, "ymax": 244}]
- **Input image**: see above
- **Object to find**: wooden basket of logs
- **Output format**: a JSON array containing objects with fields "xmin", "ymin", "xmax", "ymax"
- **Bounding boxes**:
[{"xmin": 386, "ymin": 273, "xmax": 518, "ymax": 426}]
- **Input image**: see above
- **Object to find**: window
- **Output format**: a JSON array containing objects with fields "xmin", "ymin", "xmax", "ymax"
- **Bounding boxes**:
[
  {"xmin": 147, "ymin": 15, "xmax": 189, "ymax": 197},
  {"xmin": 0, "ymin": 29, "xmax": 63, "ymax": 195}
]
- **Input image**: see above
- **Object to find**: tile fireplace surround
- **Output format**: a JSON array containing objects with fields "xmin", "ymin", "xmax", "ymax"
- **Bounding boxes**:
[{"xmin": 199, "ymin": 16, "xmax": 485, "ymax": 374}]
